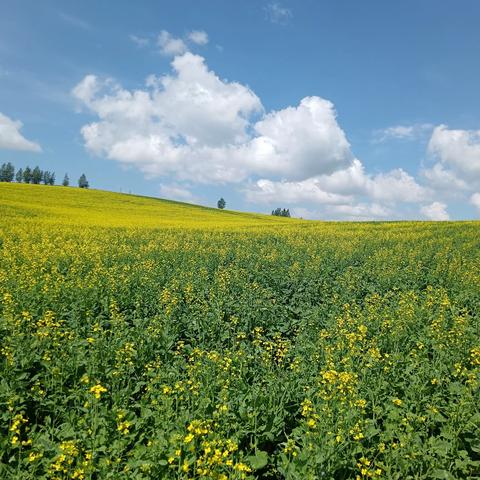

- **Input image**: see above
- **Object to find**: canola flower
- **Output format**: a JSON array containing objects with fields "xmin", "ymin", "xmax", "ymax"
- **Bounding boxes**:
[{"xmin": 0, "ymin": 183, "xmax": 479, "ymax": 479}]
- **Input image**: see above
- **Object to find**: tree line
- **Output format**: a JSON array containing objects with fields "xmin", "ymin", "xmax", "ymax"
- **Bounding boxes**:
[
  {"xmin": 0, "ymin": 162, "xmax": 89, "ymax": 188},
  {"xmin": 271, "ymin": 207, "xmax": 291, "ymax": 217}
]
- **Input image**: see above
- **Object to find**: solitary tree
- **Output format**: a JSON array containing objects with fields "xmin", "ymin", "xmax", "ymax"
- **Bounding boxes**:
[
  {"xmin": 217, "ymin": 197, "xmax": 226, "ymax": 209},
  {"xmin": 78, "ymin": 174, "xmax": 89, "ymax": 188},
  {"xmin": 0, "ymin": 162, "xmax": 15, "ymax": 182},
  {"xmin": 62, "ymin": 174, "xmax": 69, "ymax": 187},
  {"xmin": 15, "ymin": 168, "xmax": 23, "ymax": 183},
  {"xmin": 23, "ymin": 166, "xmax": 32, "ymax": 183},
  {"xmin": 31, "ymin": 166, "xmax": 43, "ymax": 184}
]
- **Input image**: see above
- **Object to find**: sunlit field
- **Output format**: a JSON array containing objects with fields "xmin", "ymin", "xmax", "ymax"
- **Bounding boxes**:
[{"xmin": 1, "ymin": 183, "xmax": 479, "ymax": 479}]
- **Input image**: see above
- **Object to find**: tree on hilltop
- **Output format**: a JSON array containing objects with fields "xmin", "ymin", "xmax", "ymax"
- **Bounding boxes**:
[
  {"xmin": 62, "ymin": 174, "xmax": 69, "ymax": 186},
  {"xmin": 217, "ymin": 198, "xmax": 226, "ymax": 209},
  {"xmin": 15, "ymin": 168, "xmax": 23, "ymax": 183},
  {"xmin": 23, "ymin": 166, "xmax": 32, "ymax": 183},
  {"xmin": 0, "ymin": 162, "xmax": 15, "ymax": 182},
  {"xmin": 31, "ymin": 166, "xmax": 43, "ymax": 184},
  {"xmin": 78, "ymin": 174, "xmax": 89, "ymax": 188},
  {"xmin": 271, "ymin": 207, "xmax": 291, "ymax": 217},
  {"xmin": 43, "ymin": 171, "xmax": 55, "ymax": 186}
]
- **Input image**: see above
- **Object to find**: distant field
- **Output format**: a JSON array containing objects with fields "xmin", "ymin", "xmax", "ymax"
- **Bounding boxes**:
[{"xmin": 1, "ymin": 183, "xmax": 479, "ymax": 479}]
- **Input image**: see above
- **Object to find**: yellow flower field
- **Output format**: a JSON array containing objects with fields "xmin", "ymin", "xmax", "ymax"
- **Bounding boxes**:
[{"xmin": 0, "ymin": 183, "xmax": 479, "ymax": 479}]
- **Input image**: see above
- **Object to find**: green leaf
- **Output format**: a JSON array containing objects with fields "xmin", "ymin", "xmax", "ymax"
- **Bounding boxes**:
[{"xmin": 247, "ymin": 450, "xmax": 269, "ymax": 470}]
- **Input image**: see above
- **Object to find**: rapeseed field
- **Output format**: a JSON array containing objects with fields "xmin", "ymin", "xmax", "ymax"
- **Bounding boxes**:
[{"xmin": 0, "ymin": 183, "xmax": 479, "ymax": 479}]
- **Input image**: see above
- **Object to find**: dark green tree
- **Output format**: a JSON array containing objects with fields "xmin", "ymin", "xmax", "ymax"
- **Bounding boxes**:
[
  {"xmin": 217, "ymin": 197, "xmax": 226, "ymax": 209},
  {"xmin": 23, "ymin": 166, "xmax": 32, "ymax": 183},
  {"xmin": 15, "ymin": 168, "xmax": 23, "ymax": 183},
  {"xmin": 62, "ymin": 174, "xmax": 69, "ymax": 187},
  {"xmin": 271, "ymin": 207, "xmax": 291, "ymax": 217},
  {"xmin": 42, "ymin": 171, "xmax": 55, "ymax": 186},
  {"xmin": 0, "ymin": 162, "xmax": 15, "ymax": 182},
  {"xmin": 78, "ymin": 174, "xmax": 89, "ymax": 188},
  {"xmin": 31, "ymin": 166, "xmax": 43, "ymax": 184}
]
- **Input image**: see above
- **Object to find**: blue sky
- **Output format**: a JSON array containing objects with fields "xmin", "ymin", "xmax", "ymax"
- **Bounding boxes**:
[{"xmin": 1, "ymin": 0, "xmax": 480, "ymax": 220}]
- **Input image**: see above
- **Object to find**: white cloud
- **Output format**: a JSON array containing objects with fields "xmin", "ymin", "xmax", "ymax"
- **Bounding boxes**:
[
  {"xmin": 329, "ymin": 203, "xmax": 392, "ymax": 221},
  {"xmin": 244, "ymin": 177, "xmax": 352, "ymax": 206},
  {"xmin": 188, "ymin": 30, "xmax": 208, "ymax": 45},
  {"xmin": 157, "ymin": 30, "xmax": 187, "ymax": 56},
  {"xmin": 366, "ymin": 169, "xmax": 427, "ymax": 203},
  {"xmin": 73, "ymin": 53, "xmax": 359, "ymax": 184},
  {"xmin": 159, "ymin": 183, "xmax": 199, "ymax": 203},
  {"xmin": 420, "ymin": 201, "xmax": 449, "ymax": 221},
  {"xmin": 130, "ymin": 34, "xmax": 149, "ymax": 47},
  {"xmin": 248, "ymin": 97, "xmax": 353, "ymax": 179},
  {"xmin": 373, "ymin": 123, "xmax": 433, "ymax": 143},
  {"xmin": 265, "ymin": 2, "xmax": 292, "ymax": 24},
  {"xmin": 421, "ymin": 162, "xmax": 468, "ymax": 194},
  {"xmin": 0, "ymin": 112, "xmax": 42, "ymax": 152},
  {"xmin": 470, "ymin": 192, "xmax": 480, "ymax": 211},
  {"xmin": 73, "ymin": 51, "xmax": 441, "ymax": 219},
  {"xmin": 428, "ymin": 125, "xmax": 480, "ymax": 176}
]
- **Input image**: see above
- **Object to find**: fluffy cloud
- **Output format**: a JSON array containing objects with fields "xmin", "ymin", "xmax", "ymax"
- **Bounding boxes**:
[
  {"xmin": 420, "ymin": 201, "xmax": 449, "ymax": 221},
  {"xmin": 73, "ymin": 53, "xmax": 361, "ymax": 184},
  {"xmin": 188, "ymin": 30, "xmax": 208, "ymax": 45},
  {"xmin": 421, "ymin": 162, "xmax": 468, "ymax": 193},
  {"xmin": 159, "ymin": 183, "xmax": 199, "ymax": 203},
  {"xmin": 0, "ymin": 112, "xmax": 41, "ymax": 152},
  {"xmin": 245, "ymin": 158, "xmax": 426, "ymax": 206},
  {"xmin": 157, "ymin": 31, "xmax": 187, "ymax": 56},
  {"xmin": 428, "ymin": 125, "xmax": 480, "ymax": 176},
  {"xmin": 74, "ymin": 49, "xmax": 440, "ymax": 220}
]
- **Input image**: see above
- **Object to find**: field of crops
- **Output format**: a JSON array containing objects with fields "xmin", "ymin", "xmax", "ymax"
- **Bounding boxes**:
[{"xmin": 1, "ymin": 183, "xmax": 479, "ymax": 479}]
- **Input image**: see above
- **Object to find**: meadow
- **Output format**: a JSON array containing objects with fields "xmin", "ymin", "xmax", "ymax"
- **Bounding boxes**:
[{"xmin": 0, "ymin": 183, "xmax": 479, "ymax": 479}]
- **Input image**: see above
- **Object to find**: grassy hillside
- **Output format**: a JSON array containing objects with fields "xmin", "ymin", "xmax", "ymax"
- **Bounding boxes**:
[
  {"xmin": 0, "ymin": 183, "xmax": 297, "ymax": 228},
  {"xmin": 1, "ymin": 184, "xmax": 479, "ymax": 479}
]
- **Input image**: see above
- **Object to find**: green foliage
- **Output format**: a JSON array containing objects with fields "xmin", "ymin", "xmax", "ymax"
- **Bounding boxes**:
[
  {"xmin": 22, "ymin": 166, "xmax": 32, "ymax": 184},
  {"xmin": 0, "ymin": 162, "xmax": 15, "ymax": 182},
  {"xmin": 217, "ymin": 197, "xmax": 226, "ymax": 209},
  {"xmin": 42, "ymin": 171, "xmax": 55, "ymax": 186},
  {"xmin": 15, "ymin": 168, "xmax": 23, "ymax": 183},
  {"xmin": 78, "ymin": 173, "xmax": 89, "ymax": 189},
  {"xmin": 31, "ymin": 166, "xmax": 43, "ymax": 184},
  {"xmin": 272, "ymin": 208, "xmax": 290, "ymax": 217},
  {"xmin": 62, "ymin": 174, "xmax": 69, "ymax": 187}
]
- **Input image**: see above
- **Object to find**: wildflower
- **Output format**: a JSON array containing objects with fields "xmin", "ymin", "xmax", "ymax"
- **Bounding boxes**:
[{"xmin": 89, "ymin": 383, "xmax": 107, "ymax": 399}]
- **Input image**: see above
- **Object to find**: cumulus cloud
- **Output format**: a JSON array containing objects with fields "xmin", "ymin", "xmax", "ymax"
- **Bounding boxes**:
[
  {"xmin": 428, "ymin": 125, "xmax": 480, "ymax": 176},
  {"xmin": 329, "ymin": 203, "xmax": 392, "ymax": 221},
  {"xmin": 265, "ymin": 2, "xmax": 292, "ymax": 24},
  {"xmin": 0, "ymin": 112, "xmax": 42, "ymax": 152},
  {"xmin": 420, "ymin": 201, "xmax": 449, "ymax": 221},
  {"xmin": 73, "ymin": 53, "xmax": 362, "ymax": 184},
  {"xmin": 159, "ymin": 183, "xmax": 199, "ymax": 203},
  {"xmin": 373, "ymin": 123, "xmax": 433, "ymax": 143},
  {"xmin": 245, "ymin": 158, "xmax": 426, "ymax": 207},
  {"xmin": 421, "ymin": 162, "xmax": 468, "ymax": 194},
  {"xmin": 73, "ymin": 50, "xmax": 441, "ymax": 220},
  {"xmin": 157, "ymin": 30, "xmax": 187, "ymax": 56},
  {"xmin": 188, "ymin": 30, "xmax": 208, "ymax": 45}
]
